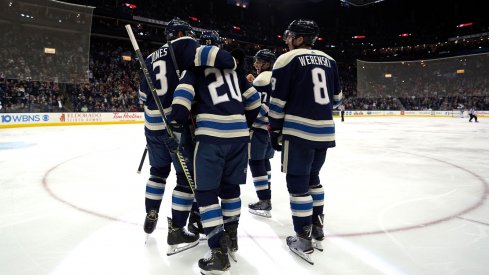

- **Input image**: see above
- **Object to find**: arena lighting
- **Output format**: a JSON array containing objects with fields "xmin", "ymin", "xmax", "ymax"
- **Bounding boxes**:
[
  {"xmin": 124, "ymin": 3, "xmax": 137, "ymax": 9},
  {"xmin": 44, "ymin": 48, "xmax": 56, "ymax": 54},
  {"xmin": 317, "ymin": 37, "xmax": 324, "ymax": 41},
  {"xmin": 399, "ymin": 33, "xmax": 411, "ymax": 37},
  {"xmin": 189, "ymin": 16, "xmax": 199, "ymax": 21},
  {"xmin": 385, "ymin": 73, "xmax": 392, "ymax": 78},
  {"xmin": 456, "ymin": 69, "xmax": 465, "ymax": 74},
  {"xmin": 456, "ymin": 22, "xmax": 473, "ymax": 28},
  {"xmin": 352, "ymin": 35, "xmax": 366, "ymax": 39},
  {"xmin": 122, "ymin": 55, "xmax": 132, "ymax": 61},
  {"xmin": 233, "ymin": 26, "xmax": 241, "ymax": 30},
  {"xmin": 341, "ymin": 0, "xmax": 385, "ymax": 7}
]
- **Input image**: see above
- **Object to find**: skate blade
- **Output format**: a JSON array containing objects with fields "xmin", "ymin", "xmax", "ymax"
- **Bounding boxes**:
[
  {"xmin": 289, "ymin": 247, "xmax": 314, "ymax": 265},
  {"xmin": 200, "ymin": 268, "xmax": 231, "ymax": 275},
  {"xmin": 198, "ymin": 234, "xmax": 208, "ymax": 241},
  {"xmin": 167, "ymin": 240, "xmax": 199, "ymax": 256},
  {"xmin": 248, "ymin": 209, "xmax": 272, "ymax": 218},
  {"xmin": 313, "ymin": 240, "xmax": 323, "ymax": 252},
  {"xmin": 229, "ymin": 251, "xmax": 237, "ymax": 262}
]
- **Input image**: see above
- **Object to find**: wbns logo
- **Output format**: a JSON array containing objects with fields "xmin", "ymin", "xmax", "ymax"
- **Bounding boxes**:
[{"xmin": 1, "ymin": 114, "xmax": 45, "ymax": 123}]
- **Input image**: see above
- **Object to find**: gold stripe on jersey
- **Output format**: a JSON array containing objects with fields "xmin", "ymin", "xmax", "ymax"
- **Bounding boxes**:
[
  {"xmin": 195, "ymin": 128, "xmax": 250, "ymax": 138},
  {"xmin": 197, "ymin": 113, "xmax": 245, "ymax": 122},
  {"xmin": 285, "ymin": 114, "xmax": 335, "ymax": 126},
  {"xmin": 283, "ymin": 129, "xmax": 335, "ymax": 142}
]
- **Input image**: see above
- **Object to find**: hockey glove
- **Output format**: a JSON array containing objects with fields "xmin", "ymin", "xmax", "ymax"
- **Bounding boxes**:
[
  {"xmin": 169, "ymin": 121, "xmax": 184, "ymax": 144},
  {"xmin": 270, "ymin": 131, "xmax": 283, "ymax": 151},
  {"xmin": 165, "ymin": 121, "xmax": 184, "ymax": 153}
]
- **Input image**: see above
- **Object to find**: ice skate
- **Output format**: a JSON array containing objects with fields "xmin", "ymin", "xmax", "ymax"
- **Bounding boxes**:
[
  {"xmin": 312, "ymin": 214, "xmax": 324, "ymax": 252},
  {"xmin": 188, "ymin": 211, "xmax": 206, "ymax": 240},
  {"xmin": 248, "ymin": 199, "xmax": 272, "ymax": 218},
  {"xmin": 286, "ymin": 225, "xmax": 314, "ymax": 265},
  {"xmin": 199, "ymin": 235, "xmax": 231, "ymax": 275},
  {"xmin": 225, "ymin": 223, "xmax": 238, "ymax": 262},
  {"xmin": 167, "ymin": 217, "xmax": 199, "ymax": 256},
  {"xmin": 144, "ymin": 209, "xmax": 158, "ymax": 244}
]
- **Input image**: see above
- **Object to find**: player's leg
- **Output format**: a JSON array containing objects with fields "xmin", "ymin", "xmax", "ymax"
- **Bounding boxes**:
[
  {"xmin": 165, "ymin": 129, "xmax": 199, "ymax": 255},
  {"xmin": 282, "ymin": 140, "xmax": 315, "ymax": 264},
  {"xmin": 221, "ymin": 142, "xmax": 247, "ymax": 261},
  {"xmin": 194, "ymin": 142, "xmax": 230, "ymax": 274},
  {"xmin": 248, "ymin": 131, "xmax": 272, "ymax": 217},
  {"xmin": 308, "ymin": 148, "xmax": 327, "ymax": 251},
  {"xmin": 144, "ymin": 134, "xmax": 172, "ymax": 235}
]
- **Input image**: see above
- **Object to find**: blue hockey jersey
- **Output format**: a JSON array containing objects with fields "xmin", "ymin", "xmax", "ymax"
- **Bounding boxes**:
[
  {"xmin": 269, "ymin": 48, "xmax": 343, "ymax": 148},
  {"xmin": 138, "ymin": 37, "xmax": 236, "ymax": 136},
  {"xmin": 171, "ymin": 64, "xmax": 261, "ymax": 144},
  {"xmin": 251, "ymin": 71, "xmax": 272, "ymax": 132}
]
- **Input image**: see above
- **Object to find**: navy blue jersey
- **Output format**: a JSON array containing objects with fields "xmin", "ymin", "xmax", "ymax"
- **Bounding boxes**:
[
  {"xmin": 171, "ymin": 67, "xmax": 261, "ymax": 144},
  {"xmin": 251, "ymin": 71, "xmax": 272, "ymax": 132},
  {"xmin": 138, "ymin": 38, "xmax": 236, "ymax": 136},
  {"xmin": 269, "ymin": 48, "xmax": 343, "ymax": 148}
]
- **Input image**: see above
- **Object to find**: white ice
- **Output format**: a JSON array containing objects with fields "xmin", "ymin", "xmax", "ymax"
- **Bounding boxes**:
[{"xmin": 1, "ymin": 116, "xmax": 488, "ymax": 275}]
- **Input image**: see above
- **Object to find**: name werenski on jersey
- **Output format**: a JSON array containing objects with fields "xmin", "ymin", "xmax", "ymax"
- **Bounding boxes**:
[{"xmin": 298, "ymin": 55, "xmax": 331, "ymax": 67}]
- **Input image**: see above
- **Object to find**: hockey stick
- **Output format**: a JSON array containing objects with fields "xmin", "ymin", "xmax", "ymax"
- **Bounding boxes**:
[
  {"xmin": 167, "ymin": 39, "xmax": 197, "ymax": 139},
  {"xmin": 167, "ymin": 40, "xmax": 181, "ymax": 78},
  {"xmin": 125, "ymin": 24, "xmax": 195, "ymax": 193},
  {"xmin": 136, "ymin": 145, "xmax": 148, "ymax": 174}
]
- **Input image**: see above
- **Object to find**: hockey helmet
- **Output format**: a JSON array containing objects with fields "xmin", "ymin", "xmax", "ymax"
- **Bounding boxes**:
[
  {"xmin": 254, "ymin": 49, "xmax": 276, "ymax": 63},
  {"xmin": 165, "ymin": 17, "xmax": 194, "ymax": 40},
  {"xmin": 283, "ymin": 19, "xmax": 319, "ymax": 46},
  {"xmin": 200, "ymin": 30, "xmax": 222, "ymax": 46}
]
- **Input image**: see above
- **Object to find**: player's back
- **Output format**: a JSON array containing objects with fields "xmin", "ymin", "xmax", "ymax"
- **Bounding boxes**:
[
  {"xmin": 270, "ymin": 48, "xmax": 342, "ymax": 148},
  {"xmin": 140, "ymin": 37, "xmax": 199, "ymax": 112},
  {"xmin": 172, "ymin": 66, "xmax": 260, "ymax": 144},
  {"xmin": 272, "ymin": 48, "xmax": 340, "ymax": 121}
]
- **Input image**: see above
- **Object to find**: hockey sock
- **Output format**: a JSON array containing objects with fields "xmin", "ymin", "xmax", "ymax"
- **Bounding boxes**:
[
  {"xmin": 287, "ymin": 174, "xmax": 313, "ymax": 233},
  {"xmin": 145, "ymin": 166, "xmax": 170, "ymax": 212},
  {"xmin": 171, "ymin": 185, "xmax": 195, "ymax": 227},
  {"xmin": 196, "ymin": 189, "xmax": 224, "ymax": 249},
  {"xmin": 265, "ymin": 159, "xmax": 272, "ymax": 189},
  {"xmin": 309, "ymin": 184, "xmax": 324, "ymax": 222},
  {"xmin": 290, "ymin": 194, "xmax": 313, "ymax": 233},
  {"xmin": 220, "ymin": 185, "xmax": 241, "ymax": 227},
  {"xmin": 249, "ymin": 159, "xmax": 271, "ymax": 200}
]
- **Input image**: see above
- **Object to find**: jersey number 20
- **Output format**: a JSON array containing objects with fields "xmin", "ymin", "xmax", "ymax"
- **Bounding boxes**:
[{"xmin": 206, "ymin": 68, "xmax": 242, "ymax": 105}]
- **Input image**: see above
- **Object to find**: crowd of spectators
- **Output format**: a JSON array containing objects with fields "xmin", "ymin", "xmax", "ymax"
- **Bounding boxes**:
[
  {"xmin": 2, "ymin": 0, "xmax": 489, "ymax": 113},
  {"xmin": 2, "ymin": 36, "xmax": 489, "ymax": 113}
]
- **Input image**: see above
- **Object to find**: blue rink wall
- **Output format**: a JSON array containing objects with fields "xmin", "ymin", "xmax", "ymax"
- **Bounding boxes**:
[{"xmin": 0, "ymin": 110, "xmax": 485, "ymax": 128}]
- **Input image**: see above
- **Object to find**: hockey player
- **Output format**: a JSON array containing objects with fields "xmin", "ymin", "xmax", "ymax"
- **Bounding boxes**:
[
  {"xmin": 139, "ymin": 18, "xmax": 236, "ymax": 255},
  {"xmin": 469, "ymin": 107, "xmax": 478, "ymax": 122},
  {"xmin": 248, "ymin": 49, "xmax": 277, "ymax": 218},
  {"xmin": 171, "ymin": 31, "xmax": 261, "ymax": 274},
  {"xmin": 338, "ymin": 103, "xmax": 346, "ymax": 122},
  {"xmin": 268, "ymin": 19, "xmax": 343, "ymax": 264}
]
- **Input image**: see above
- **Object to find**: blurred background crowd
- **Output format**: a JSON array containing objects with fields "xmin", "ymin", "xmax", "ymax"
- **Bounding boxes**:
[{"xmin": 1, "ymin": 0, "xmax": 488, "ymax": 113}]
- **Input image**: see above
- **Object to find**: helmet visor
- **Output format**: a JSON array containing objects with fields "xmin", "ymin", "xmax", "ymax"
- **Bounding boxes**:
[{"xmin": 283, "ymin": 30, "xmax": 296, "ymax": 42}]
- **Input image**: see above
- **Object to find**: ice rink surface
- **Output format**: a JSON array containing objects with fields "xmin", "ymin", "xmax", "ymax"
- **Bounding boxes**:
[{"xmin": 1, "ymin": 116, "xmax": 488, "ymax": 275}]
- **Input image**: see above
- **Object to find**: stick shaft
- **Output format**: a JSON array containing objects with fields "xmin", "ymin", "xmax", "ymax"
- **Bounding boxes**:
[{"xmin": 125, "ymin": 24, "xmax": 195, "ymax": 192}]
